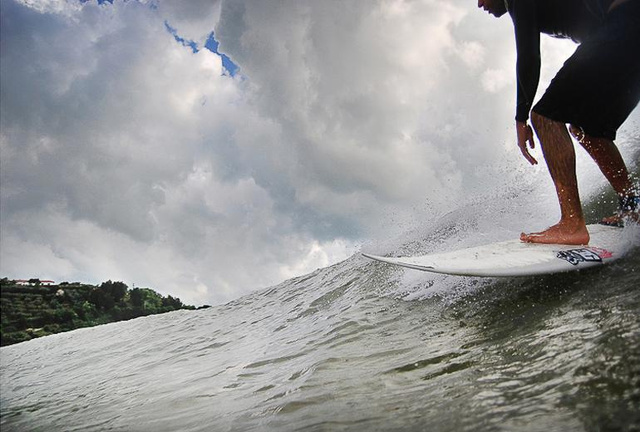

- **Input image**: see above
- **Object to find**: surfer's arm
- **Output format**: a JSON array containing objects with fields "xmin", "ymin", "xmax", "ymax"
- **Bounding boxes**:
[
  {"xmin": 510, "ymin": 0, "xmax": 541, "ymax": 123},
  {"xmin": 510, "ymin": 0, "xmax": 540, "ymax": 165}
]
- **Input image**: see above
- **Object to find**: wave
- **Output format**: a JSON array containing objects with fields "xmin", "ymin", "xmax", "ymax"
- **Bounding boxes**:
[{"xmin": 2, "ymin": 192, "xmax": 639, "ymax": 431}]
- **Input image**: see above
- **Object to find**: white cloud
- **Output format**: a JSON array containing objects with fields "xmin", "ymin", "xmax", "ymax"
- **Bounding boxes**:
[
  {"xmin": 13, "ymin": 0, "xmax": 81, "ymax": 16},
  {"xmin": 456, "ymin": 40, "xmax": 486, "ymax": 70},
  {"xmin": 158, "ymin": 0, "xmax": 222, "ymax": 45},
  {"xmin": 482, "ymin": 68, "xmax": 511, "ymax": 93}
]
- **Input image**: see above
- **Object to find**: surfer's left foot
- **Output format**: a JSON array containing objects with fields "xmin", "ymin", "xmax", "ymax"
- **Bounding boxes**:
[
  {"xmin": 520, "ymin": 221, "xmax": 590, "ymax": 245},
  {"xmin": 600, "ymin": 211, "xmax": 640, "ymax": 227},
  {"xmin": 600, "ymin": 195, "xmax": 639, "ymax": 227}
]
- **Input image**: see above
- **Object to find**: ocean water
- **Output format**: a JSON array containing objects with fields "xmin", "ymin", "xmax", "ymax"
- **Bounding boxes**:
[{"xmin": 2, "ymin": 219, "xmax": 640, "ymax": 432}]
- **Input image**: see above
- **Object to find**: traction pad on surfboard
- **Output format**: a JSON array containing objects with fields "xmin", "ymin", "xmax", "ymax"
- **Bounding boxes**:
[{"xmin": 556, "ymin": 247, "xmax": 612, "ymax": 265}]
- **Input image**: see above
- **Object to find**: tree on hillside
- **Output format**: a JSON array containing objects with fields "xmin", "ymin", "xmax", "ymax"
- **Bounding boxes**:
[
  {"xmin": 88, "ymin": 287, "xmax": 115, "ymax": 310},
  {"xmin": 99, "ymin": 280, "xmax": 128, "ymax": 303},
  {"xmin": 130, "ymin": 288, "xmax": 144, "ymax": 309},
  {"xmin": 162, "ymin": 295, "xmax": 184, "ymax": 309}
]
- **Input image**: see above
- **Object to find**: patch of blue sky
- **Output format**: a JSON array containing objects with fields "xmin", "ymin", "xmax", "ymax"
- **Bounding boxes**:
[
  {"xmin": 83, "ymin": 0, "xmax": 159, "ymax": 7},
  {"xmin": 80, "ymin": 0, "xmax": 114, "ymax": 4},
  {"xmin": 204, "ymin": 33, "xmax": 240, "ymax": 77},
  {"xmin": 164, "ymin": 21, "xmax": 199, "ymax": 53},
  {"xmin": 163, "ymin": 23, "xmax": 239, "ymax": 77}
]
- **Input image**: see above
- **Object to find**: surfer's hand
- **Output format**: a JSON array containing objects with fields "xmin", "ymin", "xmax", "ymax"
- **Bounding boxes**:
[{"xmin": 516, "ymin": 121, "xmax": 537, "ymax": 165}]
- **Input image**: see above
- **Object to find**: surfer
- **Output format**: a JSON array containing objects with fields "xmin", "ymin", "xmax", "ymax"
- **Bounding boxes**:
[{"xmin": 478, "ymin": 0, "xmax": 640, "ymax": 244}]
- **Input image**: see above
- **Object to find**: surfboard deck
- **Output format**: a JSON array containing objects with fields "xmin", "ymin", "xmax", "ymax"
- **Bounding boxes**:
[{"xmin": 362, "ymin": 224, "xmax": 630, "ymax": 277}]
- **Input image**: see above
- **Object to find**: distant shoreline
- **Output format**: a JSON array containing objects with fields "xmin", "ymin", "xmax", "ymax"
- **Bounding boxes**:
[{"xmin": 0, "ymin": 278, "xmax": 209, "ymax": 346}]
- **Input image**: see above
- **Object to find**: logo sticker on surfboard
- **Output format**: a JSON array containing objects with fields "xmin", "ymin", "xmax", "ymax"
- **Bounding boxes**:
[{"xmin": 556, "ymin": 247, "xmax": 613, "ymax": 265}]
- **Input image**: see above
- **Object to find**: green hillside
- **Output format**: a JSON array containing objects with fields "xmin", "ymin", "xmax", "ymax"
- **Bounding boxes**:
[{"xmin": 0, "ymin": 278, "xmax": 201, "ymax": 346}]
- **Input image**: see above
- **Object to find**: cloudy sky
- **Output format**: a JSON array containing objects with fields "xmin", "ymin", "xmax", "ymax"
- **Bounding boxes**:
[{"xmin": 1, "ymin": 0, "xmax": 638, "ymax": 306}]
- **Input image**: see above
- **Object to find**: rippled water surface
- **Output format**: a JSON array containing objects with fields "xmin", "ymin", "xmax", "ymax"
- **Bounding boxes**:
[{"xmin": 2, "ymin": 232, "xmax": 640, "ymax": 431}]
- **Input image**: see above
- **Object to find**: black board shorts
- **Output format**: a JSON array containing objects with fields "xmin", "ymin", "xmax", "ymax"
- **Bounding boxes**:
[{"xmin": 533, "ymin": 0, "xmax": 640, "ymax": 140}]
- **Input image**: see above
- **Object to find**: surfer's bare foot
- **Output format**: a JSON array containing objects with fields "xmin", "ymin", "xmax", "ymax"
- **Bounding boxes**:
[
  {"xmin": 600, "ymin": 211, "xmax": 640, "ymax": 227},
  {"xmin": 520, "ymin": 221, "xmax": 590, "ymax": 245},
  {"xmin": 602, "ymin": 195, "xmax": 640, "ymax": 226}
]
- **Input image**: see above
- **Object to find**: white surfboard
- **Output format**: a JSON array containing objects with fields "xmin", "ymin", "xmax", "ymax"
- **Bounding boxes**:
[{"xmin": 362, "ymin": 224, "xmax": 633, "ymax": 277}]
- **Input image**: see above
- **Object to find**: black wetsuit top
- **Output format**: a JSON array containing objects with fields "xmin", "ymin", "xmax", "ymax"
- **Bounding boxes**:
[{"xmin": 507, "ymin": 0, "xmax": 613, "ymax": 121}]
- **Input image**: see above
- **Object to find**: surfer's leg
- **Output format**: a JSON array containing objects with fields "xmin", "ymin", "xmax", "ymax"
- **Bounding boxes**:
[
  {"xmin": 568, "ymin": 126, "xmax": 638, "ymax": 225},
  {"xmin": 569, "ymin": 126, "xmax": 631, "ymax": 196},
  {"xmin": 520, "ymin": 113, "xmax": 589, "ymax": 245}
]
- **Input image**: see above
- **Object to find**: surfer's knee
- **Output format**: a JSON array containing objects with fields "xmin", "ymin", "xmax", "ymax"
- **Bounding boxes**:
[
  {"xmin": 530, "ymin": 112, "xmax": 551, "ymax": 146},
  {"xmin": 569, "ymin": 124, "xmax": 586, "ymax": 143},
  {"xmin": 531, "ymin": 111, "xmax": 571, "ymax": 147},
  {"xmin": 569, "ymin": 124, "xmax": 596, "ymax": 150},
  {"xmin": 530, "ymin": 111, "xmax": 553, "ymax": 135},
  {"xmin": 570, "ymin": 126, "xmax": 615, "ymax": 152}
]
